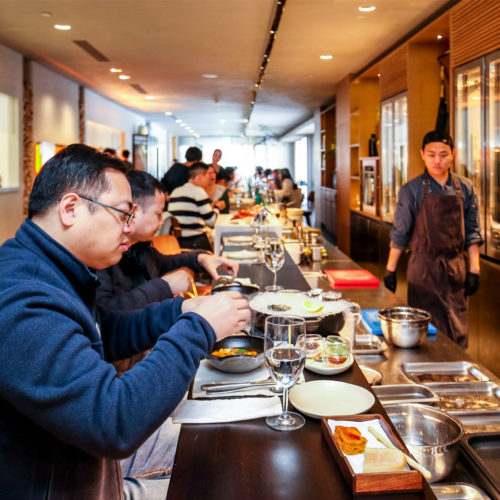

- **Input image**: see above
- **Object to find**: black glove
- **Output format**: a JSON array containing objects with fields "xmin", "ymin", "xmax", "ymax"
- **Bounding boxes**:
[
  {"xmin": 465, "ymin": 272, "xmax": 479, "ymax": 296},
  {"xmin": 384, "ymin": 269, "xmax": 397, "ymax": 293}
]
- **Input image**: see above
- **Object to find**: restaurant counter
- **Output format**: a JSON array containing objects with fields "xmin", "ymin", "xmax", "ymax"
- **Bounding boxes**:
[{"xmin": 167, "ymin": 243, "xmax": 440, "ymax": 500}]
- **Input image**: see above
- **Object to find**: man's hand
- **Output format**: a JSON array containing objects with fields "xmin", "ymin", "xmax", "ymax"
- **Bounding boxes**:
[
  {"xmin": 181, "ymin": 296, "xmax": 208, "ymax": 313},
  {"xmin": 465, "ymin": 272, "xmax": 480, "ymax": 296},
  {"xmin": 214, "ymin": 200, "xmax": 226, "ymax": 210},
  {"xmin": 161, "ymin": 268, "xmax": 194, "ymax": 295},
  {"xmin": 198, "ymin": 253, "xmax": 239, "ymax": 280},
  {"xmin": 189, "ymin": 291, "xmax": 250, "ymax": 340},
  {"xmin": 384, "ymin": 269, "xmax": 397, "ymax": 293}
]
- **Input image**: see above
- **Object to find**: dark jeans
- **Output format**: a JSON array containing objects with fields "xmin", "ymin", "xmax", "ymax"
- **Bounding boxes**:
[{"xmin": 178, "ymin": 233, "xmax": 212, "ymax": 251}]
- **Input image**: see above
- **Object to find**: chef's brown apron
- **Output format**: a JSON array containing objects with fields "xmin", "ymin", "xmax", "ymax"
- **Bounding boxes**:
[{"xmin": 407, "ymin": 174, "xmax": 468, "ymax": 348}]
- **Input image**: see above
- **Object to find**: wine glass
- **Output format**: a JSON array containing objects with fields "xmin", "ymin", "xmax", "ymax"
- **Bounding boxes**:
[
  {"xmin": 264, "ymin": 316, "xmax": 307, "ymax": 431},
  {"xmin": 264, "ymin": 238, "xmax": 285, "ymax": 292}
]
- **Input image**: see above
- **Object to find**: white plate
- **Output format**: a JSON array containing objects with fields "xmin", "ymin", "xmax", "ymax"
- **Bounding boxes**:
[
  {"xmin": 359, "ymin": 365, "xmax": 383, "ymax": 385},
  {"xmin": 226, "ymin": 235, "xmax": 254, "ymax": 244},
  {"xmin": 305, "ymin": 353, "xmax": 354, "ymax": 375},
  {"xmin": 222, "ymin": 249, "xmax": 260, "ymax": 260},
  {"xmin": 289, "ymin": 380, "xmax": 375, "ymax": 419}
]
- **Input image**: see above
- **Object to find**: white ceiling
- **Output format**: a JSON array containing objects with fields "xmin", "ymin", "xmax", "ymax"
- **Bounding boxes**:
[{"xmin": 0, "ymin": 0, "xmax": 453, "ymax": 137}]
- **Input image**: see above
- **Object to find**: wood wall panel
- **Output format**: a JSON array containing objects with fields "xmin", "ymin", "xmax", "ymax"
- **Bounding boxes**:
[
  {"xmin": 379, "ymin": 46, "xmax": 408, "ymax": 101},
  {"xmin": 335, "ymin": 76, "xmax": 351, "ymax": 255},
  {"xmin": 450, "ymin": 0, "xmax": 500, "ymax": 68}
]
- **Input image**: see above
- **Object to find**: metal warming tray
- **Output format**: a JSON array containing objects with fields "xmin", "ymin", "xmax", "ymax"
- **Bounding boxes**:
[
  {"xmin": 431, "ymin": 482, "xmax": 491, "ymax": 500},
  {"xmin": 352, "ymin": 333, "xmax": 387, "ymax": 355},
  {"xmin": 373, "ymin": 384, "xmax": 440, "ymax": 406},
  {"xmin": 431, "ymin": 382, "xmax": 500, "ymax": 413},
  {"xmin": 449, "ymin": 410, "xmax": 500, "ymax": 434},
  {"xmin": 400, "ymin": 362, "xmax": 493, "ymax": 386},
  {"xmin": 461, "ymin": 433, "xmax": 500, "ymax": 497}
]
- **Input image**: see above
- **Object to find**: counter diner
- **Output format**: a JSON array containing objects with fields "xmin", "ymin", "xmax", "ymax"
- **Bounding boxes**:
[{"xmin": 167, "ymin": 238, "xmax": 497, "ymax": 500}]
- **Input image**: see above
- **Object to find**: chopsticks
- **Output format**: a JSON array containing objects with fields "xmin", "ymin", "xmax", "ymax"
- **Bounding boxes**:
[
  {"xmin": 186, "ymin": 278, "xmax": 198, "ymax": 298},
  {"xmin": 367, "ymin": 426, "xmax": 432, "ymax": 480}
]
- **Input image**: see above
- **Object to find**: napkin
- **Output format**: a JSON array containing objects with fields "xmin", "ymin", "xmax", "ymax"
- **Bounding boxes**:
[
  {"xmin": 192, "ymin": 360, "xmax": 276, "ymax": 398},
  {"xmin": 361, "ymin": 309, "xmax": 437, "ymax": 336},
  {"xmin": 172, "ymin": 396, "xmax": 282, "ymax": 424}
]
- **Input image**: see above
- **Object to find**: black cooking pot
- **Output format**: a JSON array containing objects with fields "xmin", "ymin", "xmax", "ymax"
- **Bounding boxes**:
[
  {"xmin": 211, "ymin": 279, "xmax": 260, "ymax": 299},
  {"xmin": 206, "ymin": 335, "xmax": 265, "ymax": 373}
]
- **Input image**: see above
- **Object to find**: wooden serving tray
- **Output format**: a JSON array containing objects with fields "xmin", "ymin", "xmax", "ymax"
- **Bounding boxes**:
[{"xmin": 321, "ymin": 414, "xmax": 423, "ymax": 495}]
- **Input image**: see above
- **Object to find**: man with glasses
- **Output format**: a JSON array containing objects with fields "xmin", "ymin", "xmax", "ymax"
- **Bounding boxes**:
[{"xmin": 0, "ymin": 144, "xmax": 250, "ymax": 499}]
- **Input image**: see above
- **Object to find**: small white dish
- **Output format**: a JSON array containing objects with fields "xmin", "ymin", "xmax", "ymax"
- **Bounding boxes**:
[
  {"xmin": 359, "ymin": 365, "xmax": 383, "ymax": 385},
  {"xmin": 289, "ymin": 380, "xmax": 375, "ymax": 419},
  {"xmin": 226, "ymin": 235, "xmax": 254, "ymax": 244},
  {"xmin": 305, "ymin": 353, "xmax": 354, "ymax": 375}
]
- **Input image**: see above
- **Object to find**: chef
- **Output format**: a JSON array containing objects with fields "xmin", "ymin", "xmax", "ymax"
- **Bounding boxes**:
[{"xmin": 383, "ymin": 131, "xmax": 483, "ymax": 348}]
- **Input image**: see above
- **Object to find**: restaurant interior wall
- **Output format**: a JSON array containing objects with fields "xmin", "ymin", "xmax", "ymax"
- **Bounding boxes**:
[
  {"xmin": 31, "ymin": 62, "xmax": 79, "ymax": 147},
  {"xmin": 0, "ymin": 43, "xmax": 23, "ymax": 243}
]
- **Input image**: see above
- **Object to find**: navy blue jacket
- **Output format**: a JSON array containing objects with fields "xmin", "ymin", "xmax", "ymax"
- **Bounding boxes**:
[{"xmin": 0, "ymin": 219, "xmax": 215, "ymax": 499}]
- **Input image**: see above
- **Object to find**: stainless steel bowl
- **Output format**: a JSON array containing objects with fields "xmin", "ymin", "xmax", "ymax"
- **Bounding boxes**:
[
  {"xmin": 378, "ymin": 306, "xmax": 431, "ymax": 348},
  {"xmin": 385, "ymin": 403, "xmax": 464, "ymax": 483}
]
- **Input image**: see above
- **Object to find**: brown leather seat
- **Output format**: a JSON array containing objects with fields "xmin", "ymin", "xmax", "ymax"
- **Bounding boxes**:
[{"xmin": 152, "ymin": 234, "xmax": 181, "ymax": 255}]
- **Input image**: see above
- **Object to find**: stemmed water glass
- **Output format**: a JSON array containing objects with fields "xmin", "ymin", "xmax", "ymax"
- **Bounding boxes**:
[
  {"xmin": 264, "ymin": 238, "xmax": 285, "ymax": 292},
  {"xmin": 264, "ymin": 316, "xmax": 307, "ymax": 431}
]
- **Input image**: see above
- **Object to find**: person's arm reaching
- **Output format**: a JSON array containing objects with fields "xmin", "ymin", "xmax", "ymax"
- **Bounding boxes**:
[{"xmin": 465, "ymin": 243, "xmax": 480, "ymax": 296}]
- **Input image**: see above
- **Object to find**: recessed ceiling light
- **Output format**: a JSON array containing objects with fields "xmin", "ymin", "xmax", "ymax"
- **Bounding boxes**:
[
  {"xmin": 175, "ymin": 119, "xmax": 182, "ymax": 123},
  {"xmin": 145, "ymin": 96, "xmax": 155, "ymax": 100},
  {"xmin": 437, "ymin": 34, "xmax": 443, "ymax": 39},
  {"xmin": 220, "ymin": 119, "xmax": 226, "ymax": 124},
  {"xmin": 377, "ymin": 73, "xmax": 381, "ymax": 77},
  {"xmin": 110, "ymin": 68, "xmax": 122, "ymax": 73},
  {"xmin": 119, "ymin": 74, "xmax": 130, "ymax": 80},
  {"xmin": 165, "ymin": 112, "xmax": 173, "ymax": 116},
  {"xmin": 320, "ymin": 55, "xmax": 333, "ymax": 60},
  {"xmin": 40, "ymin": 11, "xmax": 52, "ymax": 17},
  {"xmin": 358, "ymin": 6, "xmax": 376, "ymax": 12},
  {"xmin": 202, "ymin": 73, "xmax": 219, "ymax": 79},
  {"xmin": 54, "ymin": 24, "xmax": 71, "ymax": 30}
]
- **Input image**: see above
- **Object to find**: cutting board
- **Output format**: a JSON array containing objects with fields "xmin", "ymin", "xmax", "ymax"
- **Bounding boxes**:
[{"xmin": 325, "ymin": 269, "xmax": 379, "ymax": 289}]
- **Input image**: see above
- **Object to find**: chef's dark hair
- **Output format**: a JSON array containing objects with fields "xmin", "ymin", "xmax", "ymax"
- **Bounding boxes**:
[
  {"xmin": 422, "ymin": 131, "xmax": 454, "ymax": 150},
  {"xmin": 28, "ymin": 144, "xmax": 126, "ymax": 218},
  {"xmin": 126, "ymin": 170, "xmax": 164, "ymax": 206}
]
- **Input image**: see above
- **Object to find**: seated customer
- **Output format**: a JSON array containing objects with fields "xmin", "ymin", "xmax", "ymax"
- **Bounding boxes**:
[
  {"xmin": 97, "ymin": 170, "xmax": 238, "ymax": 312},
  {"xmin": 0, "ymin": 144, "xmax": 250, "ymax": 499},
  {"xmin": 168, "ymin": 162, "xmax": 224, "ymax": 250},
  {"xmin": 205, "ymin": 165, "xmax": 229, "ymax": 214}
]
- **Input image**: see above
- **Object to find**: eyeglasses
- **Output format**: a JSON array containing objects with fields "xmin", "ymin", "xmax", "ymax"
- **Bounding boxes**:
[{"xmin": 78, "ymin": 194, "xmax": 135, "ymax": 225}]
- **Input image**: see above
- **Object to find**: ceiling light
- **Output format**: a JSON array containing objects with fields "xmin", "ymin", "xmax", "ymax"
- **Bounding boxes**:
[
  {"xmin": 358, "ymin": 6, "xmax": 376, "ymax": 12},
  {"xmin": 175, "ymin": 119, "xmax": 182, "ymax": 123},
  {"xmin": 165, "ymin": 112, "xmax": 172, "ymax": 116},
  {"xmin": 320, "ymin": 55, "xmax": 333, "ymax": 60},
  {"xmin": 40, "ymin": 11, "xmax": 52, "ymax": 17},
  {"xmin": 377, "ymin": 73, "xmax": 381, "ymax": 77},
  {"xmin": 202, "ymin": 73, "xmax": 219, "ymax": 79},
  {"xmin": 145, "ymin": 96, "xmax": 155, "ymax": 100},
  {"xmin": 54, "ymin": 24, "xmax": 71, "ymax": 30},
  {"xmin": 110, "ymin": 68, "xmax": 122, "ymax": 73},
  {"xmin": 119, "ymin": 74, "xmax": 130, "ymax": 80},
  {"xmin": 220, "ymin": 119, "xmax": 226, "ymax": 124},
  {"xmin": 437, "ymin": 34, "xmax": 443, "ymax": 39}
]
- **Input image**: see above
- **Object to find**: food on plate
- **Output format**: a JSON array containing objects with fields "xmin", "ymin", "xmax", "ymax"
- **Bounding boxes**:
[
  {"xmin": 334, "ymin": 426, "xmax": 367, "ymax": 455},
  {"xmin": 362, "ymin": 447, "xmax": 406, "ymax": 473},
  {"xmin": 302, "ymin": 300, "xmax": 324, "ymax": 313},
  {"xmin": 210, "ymin": 347, "xmax": 259, "ymax": 358},
  {"xmin": 230, "ymin": 205, "xmax": 262, "ymax": 220},
  {"xmin": 438, "ymin": 393, "xmax": 499, "ymax": 410},
  {"xmin": 267, "ymin": 304, "xmax": 292, "ymax": 312},
  {"xmin": 414, "ymin": 372, "xmax": 478, "ymax": 383}
]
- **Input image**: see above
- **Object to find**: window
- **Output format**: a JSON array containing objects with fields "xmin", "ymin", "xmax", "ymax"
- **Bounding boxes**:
[
  {"xmin": 0, "ymin": 92, "xmax": 20, "ymax": 190},
  {"xmin": 381, "ymin": 92, "xmax": 408, "ymax": 222}
]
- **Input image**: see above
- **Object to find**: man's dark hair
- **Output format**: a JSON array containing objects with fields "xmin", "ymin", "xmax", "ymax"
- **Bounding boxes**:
[
  {"xmin": 122, "ymin": 149, "xmax": 130, "ymax": 159},
  {"xmin": 189, "ymin": 161, "xmax": 209, "ymax": 179},
  {"xmin": 216, "ymin": 168, "xmax": 230, "ymax": 183},
  {"xmin": 28, "ymin": 144, "xmax": 127, "ymax": 218},
  {"xmin": 265, "ymin": 168, "xmax": 272, "ymax": 177},
  {"xmin": 103, "ymin": 148, "xmax": 117, "ymax": 156},
  {"xmin": 126, "ymin": 170, "xmax": 165, "ymax": 206},
  {"xmin": 185, "ymin": 146, "xmax": 202, "ymax": 163},
  {"xmin": 422, "ymin": 131, "xmax": 454, "ymax": 150}
]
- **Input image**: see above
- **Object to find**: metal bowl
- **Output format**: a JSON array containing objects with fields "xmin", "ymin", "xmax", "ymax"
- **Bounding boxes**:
[
  {"xmin": 211, "ymin": 279, "xmax": 260, "ymax": 300},
  {"xmin": 385, "ymin": 403, "xmax": 464, "ymax": 483},
  {"xmin": 205, "ymin": 335, "xmax": 264, "ymax": 373},
  {"xmin": 378, "ymin": 306, "xmax": 431, "ymax": 348}
]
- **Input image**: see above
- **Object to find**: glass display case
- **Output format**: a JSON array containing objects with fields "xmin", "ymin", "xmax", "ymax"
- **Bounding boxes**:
[
  {"xmin": 455, "ymin": 49, "xmax": 500, "ymax": 260},
  {"xmin": 381, "ymin": 92, "xmax": 408, "ymax": 222}
]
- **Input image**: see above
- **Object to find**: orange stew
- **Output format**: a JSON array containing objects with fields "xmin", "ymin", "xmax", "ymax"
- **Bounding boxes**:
[{"xmin": 210, "ymin": 348, "xmax": 259, "ymax": 357}]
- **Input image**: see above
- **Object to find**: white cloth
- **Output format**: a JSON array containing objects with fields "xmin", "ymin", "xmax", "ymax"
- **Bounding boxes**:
[{"xmin": 172, "ymin": 397, "xmax": 282, "ymax": 424}]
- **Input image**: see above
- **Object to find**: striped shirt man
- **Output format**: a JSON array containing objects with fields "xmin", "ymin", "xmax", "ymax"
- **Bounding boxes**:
[{"xmin": 168, "ymin": 179, "xmax": 219, "ymax": 238}]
